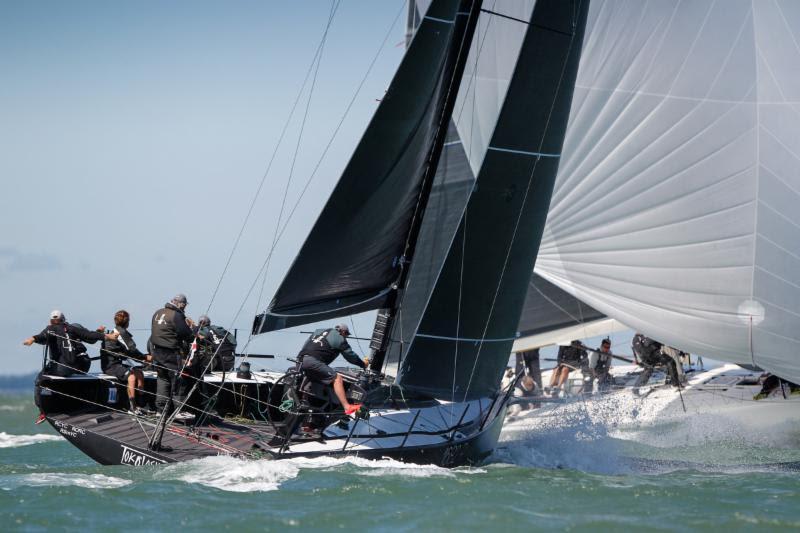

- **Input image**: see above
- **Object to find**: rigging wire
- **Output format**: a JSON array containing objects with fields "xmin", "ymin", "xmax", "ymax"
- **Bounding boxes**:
[
  {"xmin": 248, "ymin": 0, "xmax": 340, "ymax": 353},
  {"xmin": 252, "ymin": 0, "xmax": 409, "ymax": 303},
  {"xmin": 161, "ymin": 2, "xmax": 347, "ymax": 436},
  {"xmin": 204, "ymin": 2, "xmax": 342, "ymax": 318}
]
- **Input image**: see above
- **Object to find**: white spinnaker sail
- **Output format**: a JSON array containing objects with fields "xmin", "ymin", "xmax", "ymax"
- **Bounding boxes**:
[{"xmin": 537, "ymin": 0, "xmax": 800, "ymax": 383}]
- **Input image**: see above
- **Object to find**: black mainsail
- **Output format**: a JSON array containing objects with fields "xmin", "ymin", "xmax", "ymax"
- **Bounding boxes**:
[
  {"xmin": 395, "ymin": 0, "xmax": 590, "ymax": 399},
  {"xmin": 254, "ymin": 0, "xmax": 482, "ymax": 333}
]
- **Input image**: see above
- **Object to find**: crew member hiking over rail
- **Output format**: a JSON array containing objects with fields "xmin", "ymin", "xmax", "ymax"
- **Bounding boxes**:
[{"xmin": 24, "ymin": 310, "xmax": 118, "ymax": 377}]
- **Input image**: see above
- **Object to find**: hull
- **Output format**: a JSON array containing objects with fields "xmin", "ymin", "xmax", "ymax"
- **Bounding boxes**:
[
  {"xmin": 36, "ymin": 371, "xmax": 507, "ymax": 468},
  {"xmin": 503, "ymin": 363, "xmax": 800, "ymax": 438}
]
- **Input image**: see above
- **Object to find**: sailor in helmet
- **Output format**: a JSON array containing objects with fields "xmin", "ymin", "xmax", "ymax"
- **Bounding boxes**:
[{"xmin": 297, "ymin": 324, "xmax": 369, "ymax": 415}]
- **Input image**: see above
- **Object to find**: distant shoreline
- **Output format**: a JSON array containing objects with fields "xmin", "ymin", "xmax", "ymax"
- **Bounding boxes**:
[{"xmin": 0, "ymin": 371, "xmax": 37, "ymax": 392}]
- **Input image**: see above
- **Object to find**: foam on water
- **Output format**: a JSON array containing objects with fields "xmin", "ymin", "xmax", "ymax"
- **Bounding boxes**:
[
  {"xmin": 1, "ymin": 473, "xmax": 131, "ymax": 490},
  {"xmin": 0, "ymin": 432, "xmax": 63, "ymax": 448},
  {"xmin": 162, "ymin": 456, "xmax": 300, "ymax": 492},
  {"xmin": 0, "ymin": 404, "xmax": 25, "ymax": 412},
  {"xmin": 496, "ymin": 407, "xmax": 631, "ymax": 474},
  {"xmin": 162, "ymin": 454, "xmax": 485, "ymax": 492},
  {"xmin": 497, "ymin": 396, "xmax": 800, "ymax": 476}
]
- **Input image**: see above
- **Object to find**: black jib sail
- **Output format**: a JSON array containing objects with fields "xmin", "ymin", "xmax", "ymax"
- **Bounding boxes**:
[
  {"xmin": 395, "ymin": 0, "xmax": 590, "ymax": 400},
  {"xmin": 254, "ymin": 0, "xmax": 481, "ymax": 334},
  {"xmin": 517, "ymin": 273, "xmax": 605, "ymax": 339}
]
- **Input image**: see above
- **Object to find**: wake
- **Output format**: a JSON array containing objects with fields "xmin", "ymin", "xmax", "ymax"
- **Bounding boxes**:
[{"xmin": 0, "ymin": 432, "xmax": 63, "ymax": 449}]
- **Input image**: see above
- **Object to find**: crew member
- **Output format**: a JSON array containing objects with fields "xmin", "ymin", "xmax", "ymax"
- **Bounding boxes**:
[
  {"xmin": 632, "ymin": 333, "xmax": 683, "ymax": 391},
  {"xmin": 660, "ymin": 345, "xmax": 686, "ymax": 385},
  {"xmin": 23, "ymin": 310, "xmax": 117, "ymax": 376},
  {"xmin": 583, "ymin": 338, "xmax": 613, "ymax": 393},
  {"xmin": 101, "ymin": 310, "xmax": 150, "ymax": 416},
  {"xmin": 298, "ymin": 324, "xmax": 368, "ymax": 415},
  {"xmin": 149, "ymin": 294, "xmax": 195, "ymax": 419},
  {"xmin": 515, "ymin": 348, "xmax": 542, "ymax": 394},
  {"xmin": 547, "ymin": 340, "xmax": 586, "ymax": 396},
  {"xmin": 194, "ymin": 315, "xmax": 237, "ymax": 373}
]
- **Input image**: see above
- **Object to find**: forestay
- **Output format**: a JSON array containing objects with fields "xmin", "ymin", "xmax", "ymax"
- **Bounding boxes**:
[{"xmin": 536, "ymin": 0, "xmax": 800, "ymax": 383}]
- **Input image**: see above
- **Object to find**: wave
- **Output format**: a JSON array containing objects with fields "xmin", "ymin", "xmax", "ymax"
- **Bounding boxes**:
[
  {"xmin": 0, "ymin": 404, "xmax": 25, "ymax": 412},
  {"xmin": 161, "ymin": 454, "xmax": 485, "ymax": 493},
  {"xmin": 1, "ymin": 473, "xmax": 131, "ymax": 490},
  {"xmin": 0, "ymin": 432, "xmax": 62, "ymax": 448}
]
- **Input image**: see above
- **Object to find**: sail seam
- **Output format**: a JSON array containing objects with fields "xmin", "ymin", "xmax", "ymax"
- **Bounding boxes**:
[
  {"xmin": 416, "ymin": 333, "xmax": 518, "ymax": 343},
  {"xmin": 530, "ymin": 22, "xmax": 572, "ymax": 38},
  {"xmin": 749, "ymin": 0, "xmax": 759, "ymax": 368},
  {"xmin": 424, "ymin": 15, "xmax": 457, "ymax": 24},
  {"xmin": 480, "ymin": 8, "xmax": 528, "ymax": 25},
  {"xmin": 264, "ymin": 287, "xmax": 393, "ymax": 318},
  {"xmin": 488, "ymin": 146, "xmax": 560, "ymax": 158}
]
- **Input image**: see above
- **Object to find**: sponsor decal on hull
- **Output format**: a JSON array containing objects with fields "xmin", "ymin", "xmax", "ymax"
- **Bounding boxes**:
[
  {"xmin": 120, "ymin": 445, "xmax": 166, "ymax": 466},
  {"xmin": 53, "ymin": 419, "xmax": 86, "ymax": 439}
]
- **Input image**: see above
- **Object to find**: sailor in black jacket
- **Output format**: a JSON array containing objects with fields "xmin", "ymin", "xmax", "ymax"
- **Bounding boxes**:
[
  {"xmin": 149, "ymin": 294, "xmax": 195, "ymax": 417},
  {"xmin": 101, "ymin": 310, "xmax": 149, "ymax": 415},
  {"xmin": 298, "ymin": 324, "xmax": 368, "ymax": 415},
  {"xmin": 24, "ymin": 310, "xmax": 117, "ymax": 376}
]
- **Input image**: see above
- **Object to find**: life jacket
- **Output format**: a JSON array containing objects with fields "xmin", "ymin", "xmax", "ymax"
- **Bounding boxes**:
[
  {"xmin": 150, "ymin": 305, "xmax": 182, "ymax": 350},
  {"xmin": 632, "ymin": 334, "xmax": 662, "ymax": 365},
  {"xmin": 48, "ymin": 323, "xmax": 90, "ymax": 373},
  {"xmin": 101, "ymin": 327, "xmax": 142, "ymax": 371},
  {"xmin": 205, "ymin": 325, "xmax": 236, "ymax": 371},
  {"xmin": 298, "ymin": 328, "xmax": 340, "ymax": 365}
]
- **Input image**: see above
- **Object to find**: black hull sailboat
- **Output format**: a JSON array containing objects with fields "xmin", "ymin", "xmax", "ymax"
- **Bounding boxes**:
[
  {"xmin": 34, "ymin": 0, "xmax": 589, "ymax": 468},
  {"xmin": 36, "ymin": 370, "xmax": 508, "ymax": 467}
]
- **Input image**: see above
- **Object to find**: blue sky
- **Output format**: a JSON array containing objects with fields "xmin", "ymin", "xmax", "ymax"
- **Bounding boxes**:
[{"xmin": 0, "ymin": 1, "xmax": 408, "ymax": 374}]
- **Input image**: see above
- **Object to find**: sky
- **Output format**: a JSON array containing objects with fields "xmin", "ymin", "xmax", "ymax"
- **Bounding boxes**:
[{"xmin": 0, "ymin": 0, "xmax": 410, "ymax": 374}]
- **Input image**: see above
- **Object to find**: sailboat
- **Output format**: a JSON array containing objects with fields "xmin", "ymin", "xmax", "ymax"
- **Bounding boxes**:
[
  {"xmin": 503, "ymin": 0, "xmax": 800, "ymax": 427},
  {"xmin": 33, "ymin": 0, "xmax": 590, "ymax": 467}
]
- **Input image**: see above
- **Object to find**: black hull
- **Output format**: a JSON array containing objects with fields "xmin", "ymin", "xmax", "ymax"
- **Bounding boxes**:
[
  {"xmin": 45, "ymin": 405, "xmax": 505, "ymax": 468},
  {"xmin": 36, "ymin": 373, "xmax": 507, "ymax": 468}
]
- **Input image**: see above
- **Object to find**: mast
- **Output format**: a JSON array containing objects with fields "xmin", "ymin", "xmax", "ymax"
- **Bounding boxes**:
[{"xmin": 368, "ymin": 0, "xmax": 484, "ymax": 372}]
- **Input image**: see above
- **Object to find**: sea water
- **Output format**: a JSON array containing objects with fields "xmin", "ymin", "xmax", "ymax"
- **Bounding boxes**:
[{"xmin": 1, "ymin": 391, "xmax": 799, "ymax": 531}]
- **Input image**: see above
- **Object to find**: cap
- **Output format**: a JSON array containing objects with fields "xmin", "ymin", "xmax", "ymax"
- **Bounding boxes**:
[
  {"xmin": 171, "ymin": 294, "xmax": 188, "ymax": 306},
  {"xmin": 335, "ymin": 323, "xmax": 350, "ymax": 335},
  {"xmin": 198, "ymin": 315, "xmax": 211, "ymax": 327},
  {"xmin": 50, "ymin": 309, "xmax": 64, "ymax": 320}
]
